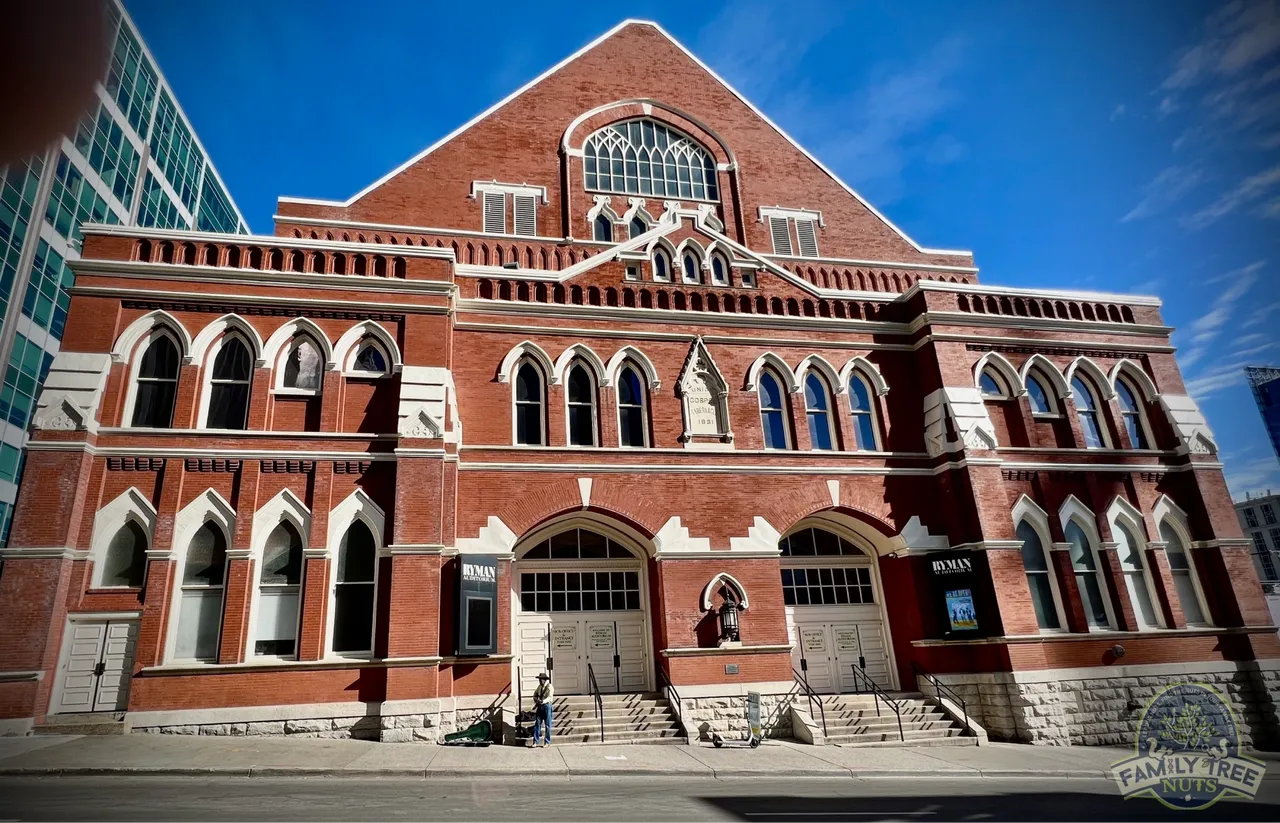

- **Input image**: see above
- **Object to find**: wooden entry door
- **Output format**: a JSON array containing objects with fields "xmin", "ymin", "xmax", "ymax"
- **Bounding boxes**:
[{"xmin": 53, "ymin": 620, "xmax": 138, "ymax": 714}]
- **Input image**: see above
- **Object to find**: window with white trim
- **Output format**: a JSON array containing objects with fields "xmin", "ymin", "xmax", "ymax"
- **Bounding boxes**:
[
  {"xmin": 513, "ymin": 194, "xmax": 537, "ymax": 237},
  {"xmin": 652, "ymin": 249, "xmax": 671, "ymax": 282},
  {"xmin": 514, "ymin": 360, "xmax": 546, "ymax": 446},
  {"xmin": 1065, "ymin": 520, "xmax": 1110, "ymax": 629},
  {"xmin": 131, "ymin": 333, "xmax": 179, "ymax": 427},
  {"xmin": 206, "ymin": 335, "xmax": 252, "ymax": 430},
  {"xmin": 280, "ymin": 335, "xmax": 323, "ymax": 393},
  {"xmin": 520, "ymin": 570, "xmax": 641, "ymax": 612},
  {"xmin": 333, "ymin": 520, "xmax": 376, "ymax": 654},
  {"xmin": 477, "ymin": 185, "xmax": 541, "ymax": 237},
  {"xmin": 482, "ymin": 191, "xmax": 506, "ymax": 234},
  {"xmin": 710, "ymin": 253, "xmax": 729, "ymax": 286},
  {"xmin": 100, "ymin": 521, "xmax": 148, "ymax": 588},
  {"xmin": 1016, "ymin": 520, "xmax": 1060, "ymax": 630},
  {"xmin": 682, "ymin": 252, "xmax": 701, "ymax": 285},
  {"xmin": 617, "ymin": 366, "xmax": 648, "ymax": 448},
  {"xmin": 1115, "ymin": 378, "xmax": 1149, "ymax": 449},
  {"xmin": 1071, "ymin": 376, "xmax": 1106, "ymax": 448},
  {"xmin": 175, "ymin": 522, "xmax": 227, "ymax": 661},
  {"xmin": 1159, "ymin": 521, "xmax": 1209, "ymax": 625},
  {"xmin": 593, "ymin": 214, "xmax": 613, "ymax": 242},
  {"xmin": 848, "ymin": 374, "xmax": 878, "ymax": 451},
  {"xmin": 583, "ymin": 119, "xmax": 718, "ymax": 201},
  {"xmin": 1115, "ymin": 522, "xmax": 1160, "ymax": 629},
  {"xmin": 566, "ymin": 363, "xmax": 598, "ymax": 447},
  {"xmin": 350, "ymin": 338, "xmax": 390, "ymax": 376},
  {"xmin": 766, "ymin": 214, "xmax": 820, "ymax": 258},
  {"xmin": 768, "ymin": 216, "xmax": 793, "ymax": 255},
  {"xmin": 1026, "ymin": 373, "xmax": 1055, "ymax": 414},
  {"xmin": 804, "ymin": 373, "xmax": 835, "ymax": 450},
  {"xmin": 795, "ymin": 218, "xmax": 819, "ymax": 257},
  {"xmin": 758, "ymin": 369, "xmax": 790, "ymax": 450},
  {"xmin": 979, "ymin": 369, "xmax": 1007, "ymax": 398},
  {"xmin": 254, "ymin": 522, "xmax": 303, "ymax": 657}
]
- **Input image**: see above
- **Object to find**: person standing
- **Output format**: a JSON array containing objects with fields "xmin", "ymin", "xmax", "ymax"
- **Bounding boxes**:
[{"xmin": 532, "ymin": 672, "xmax": 554, "ymax": 747}]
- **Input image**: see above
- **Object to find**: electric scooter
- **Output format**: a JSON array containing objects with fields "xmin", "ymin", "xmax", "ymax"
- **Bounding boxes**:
[{"xmin": 711, "ymin": 691, "xmax": 762, "ymax": 748}]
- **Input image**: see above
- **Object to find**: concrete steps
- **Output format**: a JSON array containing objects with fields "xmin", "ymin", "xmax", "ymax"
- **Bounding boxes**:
[
  {"xmin": 34, "ymin": 712, "xmax": 130, "ymax": 736},
  {"xmin": 812, "ymin": 693, "xmax": 973, "ymax": 748},
  {"xmin": 517, "ymin": 692, "xmax": 685, "ymax": 746}
]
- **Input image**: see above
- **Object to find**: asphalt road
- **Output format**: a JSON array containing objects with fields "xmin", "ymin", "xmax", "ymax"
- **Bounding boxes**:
[{"xmin": 0, "ymin": 776, "xmax": 1276, "ymax": 821}]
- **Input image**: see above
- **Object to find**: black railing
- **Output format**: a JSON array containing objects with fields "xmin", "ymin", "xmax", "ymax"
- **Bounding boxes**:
[
  {"xmin": 480, "ymin": 680, "xmax": 512, "ymax": 743},
  {"xmin": 586, "ymin": 662, "xmax": 605, "ymax": 742},
  {"xmin": 657, "ymin": 666, "xmax": 684, "ymax": 733},
  {"xmin": 792, "ymin": 668, "xmax": 828, "ymax": 737},
  {"xmin": 516, "ymin": 666, "xmax": 523, "ymax": 716},
  {"xmin": 851, "ymin": 664, "xmax": 904, "ymax": 742},
  {"xmin": 912, "ymin": 661, "xmax": 973, "ymax": 744}
]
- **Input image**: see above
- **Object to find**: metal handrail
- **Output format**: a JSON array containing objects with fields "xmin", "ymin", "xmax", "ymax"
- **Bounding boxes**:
[
  {"xmin": 792, "ymin": 668, "xmax": 827, "ymax": 737},
  {"xmin": 912, "ymin": 661, "xmax": 972, "ymax": 743},
  {"xmin": 586, "ymin": 662, "xmax": 605, "ymax": 742},
  {"xmin": 656, "ymin": 666, "xmax": 684, "ymax": 731},
  {"xmin": 851, "ymin": 663, "xmax": 904, "ymax": 742},
  {"xmin": 516, "ymin": 666, "xmax": 523, "ymax": 716}
]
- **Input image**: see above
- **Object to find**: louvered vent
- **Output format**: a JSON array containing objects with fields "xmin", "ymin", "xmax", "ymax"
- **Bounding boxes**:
[
  {"xmin": 482, "ymin": 191, "xmax": 506, "ymax": 233},
  {"xmin": 513, "ymin": 194, "xmax": 537, "ymax": 237},
  {"xmin": 795, "ymin": 219, "xmax": 819, "ymax": 258},
  {"xmin": 769, "ymin": 216, "xmax": 793, "ymax": 255}
]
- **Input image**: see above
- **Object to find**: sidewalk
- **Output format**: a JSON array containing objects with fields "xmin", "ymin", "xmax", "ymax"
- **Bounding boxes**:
[{"xmin": 4, "ymin": 734, "xmax": 1274, "ymax": 780}]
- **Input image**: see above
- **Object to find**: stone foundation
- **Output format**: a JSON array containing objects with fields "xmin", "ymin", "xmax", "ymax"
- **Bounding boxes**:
[
  {"xmin": 928, "ymin": 661, "xmax": 1280, "ymax": 749},
  {"xmin": 676, "ymin": 691, "xmax": 796, "ymax": 741}
]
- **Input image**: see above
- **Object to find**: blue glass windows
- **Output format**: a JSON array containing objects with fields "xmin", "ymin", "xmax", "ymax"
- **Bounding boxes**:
[
  {"xmin": 617, "ymin": 366, "xmax": 648, "ymax": 448},
  {"xmin": 804, "ymin": 373, "xmax": 834, "ymax": 450},
  {"xmin": 1071, "ymin": 376, "xmax": 1106, "ymax": 449},
  {"xmin": 759, "ymin": 370, "xmax": 789, "ymax": 450},
  {"xmin": 848, "ymin": 375, "xmax": 878, "ymax": 451},
  {"xmin": 515, "ymin": 361, "xmax": 546, "ymax": 446},
  {"xmin": 1026, "ymin": 374, "xmax": 1053, "ymax": 414},
  {"xmin": 1116, "ymin": 379, "xmax": 1149, "ymax": 449}
]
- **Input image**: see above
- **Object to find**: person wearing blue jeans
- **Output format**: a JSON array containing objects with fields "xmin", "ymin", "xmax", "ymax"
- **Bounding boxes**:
[{"xmin": 532, "ymin": 672, "xmax": 554, "ymax": 747}]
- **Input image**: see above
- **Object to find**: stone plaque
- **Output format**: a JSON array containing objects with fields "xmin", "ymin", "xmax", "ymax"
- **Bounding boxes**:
[{"xmin": 685, "ymin": 372, "xmax": 720, "ymax": 434}]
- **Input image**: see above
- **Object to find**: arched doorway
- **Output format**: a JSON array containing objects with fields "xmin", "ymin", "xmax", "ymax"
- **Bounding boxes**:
[
  {"xmin": 512, "ymin": 518, "xmax": 654, "ymax": 696},
  {"xmin": 781, "ymin": 517, "xmax": 896, "ymax": 693}
]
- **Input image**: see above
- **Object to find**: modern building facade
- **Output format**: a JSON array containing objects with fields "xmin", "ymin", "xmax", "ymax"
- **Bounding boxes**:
[
  {"xmin": 1247, "ymin": 367, "xmax": 1280, "ymax": 464},
  {"xmin": 0, "ymin": 0, "xmax": 246, "ymax": 540},
  {"xmin": 1236, "ymin": 491, "xmax": 1280, "ymax": 629},
  {"xmin": 0, "ymin": 21, "xmax": 1277, "ymax": 748}
]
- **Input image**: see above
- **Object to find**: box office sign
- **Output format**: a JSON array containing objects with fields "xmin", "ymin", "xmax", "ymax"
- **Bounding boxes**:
[
  {"xmin": 927, "ymin": 550, "xmax": 981, "ymax": 638},
  {"xmin": 457, "ymin": 555, "xmax": 498, "ymax": 656}
]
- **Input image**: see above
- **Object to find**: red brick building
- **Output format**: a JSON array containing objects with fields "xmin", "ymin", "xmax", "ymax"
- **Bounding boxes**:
[{"xmin": 1, "ymin": 20, "xmax": 1277, "ymax": 747}]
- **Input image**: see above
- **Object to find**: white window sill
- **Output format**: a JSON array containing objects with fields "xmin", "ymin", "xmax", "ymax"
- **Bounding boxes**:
[
  {"xmin": 343, "ymin": 370, "xmax": 390, "ymax": 379},
  {"xmin": 1031, "ymin": 412, "xmax": 1063, "ymax": 420},
  {"xmin": 273, "ymin": 388, "xmax": 322, "ymax": 397}
]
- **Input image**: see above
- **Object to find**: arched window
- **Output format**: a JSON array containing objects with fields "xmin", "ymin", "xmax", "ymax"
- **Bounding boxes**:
[
  {"xmin": 710, "ymin": 254, "xmax": 729, "ymax": 286},
  {"xmin": 583, "ymin": 119, "xmax": 719, "ymax": 200},
  {"xmin": 758, "ymin": 370, "xmax": 789, "ymax": 450},
  {"xmin": 617, "ymin": 366, "xmax": 648, "ymax": 448},
  {"xmin": 175, "ymin": 522, "xmax": 228, "ymax": 661},
  {"xmin": 281, "ymin": 336, "xmax": 323, "ymax": 392},
  {"xmin": 352, "ymin": 339, "xmax": 389, "ymax": 375},
  {"xmin": 1026, "ymin": 373, "xmax": 1053, "ymax": 414},
  {"xmin": 682, "ymin": 252, "xmax": 700, "ymax": 284},
  {"xmin": 1116, "ymin": 379, "xmax": 1148, "ymax": 449},
  {"xmin": 1115, "ymin": 522, "xmax": 1160, "ymax": 629},
  {"xmin": 333, "ymin": 520, "xmax": 376, "ymax": 655},
  {"xmin": 848, "ymin": 374, "xmax": 878, "ymax": 451},
  {"xmin": 1071, "ymin": 376, "xmax": 1106, "ymax": 448},
  {"xmin": 254, "ymin": 522, "xmax": 303, "ymax": 657},
  {"xmin": 566, "ymin": 363, "xmax": 597, "ymax": 447},
  {"xmin": 593, "ymin": 214, "xmax": 613, "ymax": 242},
  {"xmin": 1065, "ymin": 520, "xmax": 1110, "ymax": 629},
  {"xmin": 652, "ymin": 250, "xmax": 671, "ymax": 282},
  {"xmin": 1160, "ymin": 521, "xmax": 1208, "ymax": 626},
  {"xmin": 1016, "ymin": 520, "xmax": 1060, "ymax": 630},
  {"xmin": 100, "ymin": 521, "xmax": 148, "ymax": 588},
  {"xmin": 979, "ymin": 370, "xmax": 1005, "ymax": 398},
  {"xmin": 629, "ymin": 217, "xmax": 647, "ymax": 238},
  {"xmin": 207, "ymin": 336, "xmax": 252, "ymax": 430},
  {"xmin": 804, "ymin": 373, "xmax": 834, "ymax": 450},
  {"xmin": 131, "ymin": 334, "xmax": 179, "ymax": 427},
  {"xmin": 514, "ymin": 361, "xmax": 545, "ymax": 446}
]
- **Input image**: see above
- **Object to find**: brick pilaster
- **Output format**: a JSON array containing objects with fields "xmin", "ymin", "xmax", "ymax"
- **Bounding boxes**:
[{"xmin": 1145, "ymin": 543, "xmax": 1186, "ymax": 629}]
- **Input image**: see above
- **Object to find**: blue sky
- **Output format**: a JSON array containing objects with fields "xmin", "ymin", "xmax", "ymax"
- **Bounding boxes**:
[{"xmin": 128, "ymin": 0, "xmax": 1280, "ymax": 497}]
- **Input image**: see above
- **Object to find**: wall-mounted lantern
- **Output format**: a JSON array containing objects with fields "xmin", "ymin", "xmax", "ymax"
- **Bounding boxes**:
[{"xmin": 717, "ymin": 584, "xmax": 741, "ymax": 644}]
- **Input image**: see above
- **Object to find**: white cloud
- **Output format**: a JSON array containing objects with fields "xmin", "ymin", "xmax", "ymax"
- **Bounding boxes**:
[
  {"xmin": 1178, "ymin": 346, "xmax": 1208, "ymax": 370},
  {"xmin": 1226, "ymin": 456, "xmax": 1280, "ymax": 501},
  {"xmin": 1186, "ymin": 261, "xmax": 1262, "ymax": 345},
  {"xmin": 1111, "ymin": 103, "xmax": 1127, "ymax": 120},
  {"xmin": 1243, "ymin": 299, "xmax": 1280, "ymax": 326},
  {"xmin": 1185, "ymin": 359, "xmax": 1251, "ymax": 398},
  {"xmin": 1182, "ymin": 165, "xmax": 1280, "ymax": 228},
  {"xmin": 1121, "ymin": 166, "xmax": 1204, "ymax": 221}
]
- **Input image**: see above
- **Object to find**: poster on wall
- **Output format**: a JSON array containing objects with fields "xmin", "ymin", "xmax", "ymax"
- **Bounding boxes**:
[
  {"xmin": 927, "ymin": 550, "xmax": 982, "ymax": 638},
  {"xmin": 945, "ymin": 588, "xmax": 978, "ymax": 631},
  {"xmin": 456, "ymin": 555, "xmax": 498, "ymax": 655}
]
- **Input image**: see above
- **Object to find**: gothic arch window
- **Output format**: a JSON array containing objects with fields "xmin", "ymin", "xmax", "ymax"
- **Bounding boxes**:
[
  {"xmin": 131, "ymin": 333, "xmax": 180, "ymax": 427},
  {"xmin": 100, "ymin": 521, "xmax": 148, "ymax": 588},
  {"xmin": 979, "ymin": 368, "xmax": 1008, "ymax": 399},
  {"xmin": 630, "ymin": 217, "xmax": 647, "ymax": 238},
  {"xmin": 804, "ymin": 372, "xmax": 835, "ymax": 450},
  {"xmin": 583, "ymin": 119, "xmax": 719, "ymax": 201},
  {"xmin": 848, "ymin": 373, "xmax": 879, "ymax": 451},
  {"xmin": 758, "ymin": 369, "xmax": 790, "ymax": 450},
  {"xmin": 1026, "ymin": 372, "xmax": 1055, "ymax": 415},
  {"xmin": 778, "ymin": 527, "xmax": 875, "ymax": 606},
  {"xmin": 710, "ymin": 253, "xmax": 730, "ymax": 286},
  {"xmin": 351, "ymin": 339, "xmax": 390, "ymax": 376},
  {"xmin": 1064, "ymin": 519, "xmax": 1111, "ymax": 629},
  {"xmin": 514, "ymin": 360, "xmax": 547, "ymax": 446},
  {"xmin": 278, "ymin": 335, "xmax": 323, "ymax": 393},
  {"xmin": 1115, "ymin": 378, "xmax": 1150, "ymax": 449},
  {"xmin": 652, "ymin": 249, "xmax": 671, "ymax": 282},
  {"xmin": 593, "ymin": 213, "xmax": 613, "ymax": 242},
  {"xmin": 253, "ymin": 521, "xmax": 304, "ymax": 657},
  {"xmin": 566, "ymin": 362, "xmax": 598, "ymax": 447},
  {"xmin": 1015, "ymin": 519, "xmax": 1061, "ymax": 631},
  {"xmin": 617, "ymin": 365, "xmax": 649, "ymax": 448},
  {"xmin": 1114, "ymin": 520, "xmax": 1161, "ymax": 629},
  {"xmin": 175, "ymin": 522, "xmax": 228, "ymax": 661},
  {"xmin": 682, "ymin": 251, "xmax": 701, "ymax": 285},
  {"xmin": 333, "ymin": 520, "xmax": 377, "ymax": 655},
  {"xmin": 1159, "ymin": 519, "xmax": 1210, "ymax": 626},
  {"xmin": 1070, "ymin": 375, "xmax": 1107, "ymax": 448},
  {"xmin": 205, "ymin": 335, "xmax": 253, "ymax": 430}
]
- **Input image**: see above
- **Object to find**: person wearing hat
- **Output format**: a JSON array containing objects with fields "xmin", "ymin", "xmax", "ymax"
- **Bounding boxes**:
[{"xmin": 532, "ymin": 672, "xmax": 554, "ymax": 747}]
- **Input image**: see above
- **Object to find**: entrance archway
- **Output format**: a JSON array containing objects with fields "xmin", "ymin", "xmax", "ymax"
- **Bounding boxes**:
[
  {"xmin": 511, "ymin": 515, "xmax": 655, "ymax": 696},
  {"xmin": 781, "ymin": 514, "xmax": 897, "ymax": 693}
]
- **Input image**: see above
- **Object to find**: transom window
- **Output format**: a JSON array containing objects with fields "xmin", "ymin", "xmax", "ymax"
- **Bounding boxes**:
[
  {"xmin": 522, "ymin": 528, "xmax": 634, "ymax": 560},
  {"xmin": 101, "ymin": 520, "xmax": 148, "ymax": 588},
  {"xmin": 520, "ymin": 571, "xmax": 640, "ymax": 612},
  {"xmin": 352, "ymin": 340, "xmax": 389, "ymax": 375},
  {"xmin": 780, "ymin": 528, "xmax": 866, "ymax": 556},
  {"xmin": 583, "ymin": 119, "xmax": 719, "ymax": 201},
  {"xmin": 782, "ymin": 566, "xmax": 874, "ymax": 606}
]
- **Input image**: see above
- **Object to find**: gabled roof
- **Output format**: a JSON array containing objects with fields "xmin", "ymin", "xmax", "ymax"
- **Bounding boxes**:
[{"xmin": 280, "ymin": 20, "xmax": 969, "ymax": 258}]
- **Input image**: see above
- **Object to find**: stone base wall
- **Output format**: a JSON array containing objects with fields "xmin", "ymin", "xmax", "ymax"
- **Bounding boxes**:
[
  {"xmin": 678, "ymin": 692, "xmax": 796, "ymax": 741},
  {"xmin": 929, "ymin": 661, "xmax": 1280, "ymax": 749},
  {"xmin": 134, "ymin": 715, "xmax": 381, "ymax": 739},
  {"xmin": 378, "ymin": 703, "xmax": 495, "ymax": 743}
]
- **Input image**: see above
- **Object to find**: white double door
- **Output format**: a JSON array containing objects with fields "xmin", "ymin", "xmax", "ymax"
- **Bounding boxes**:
[
  {"xmin": 788, "ymin": 606, "xmax": 892, "ymax": 694},
  {"xmin": 53, "ymin": 620, "xmax": 139, "ymax": 714},
  {"xmin": 518, "ymin": 611, "xmax": 648, "ymax": 696}
]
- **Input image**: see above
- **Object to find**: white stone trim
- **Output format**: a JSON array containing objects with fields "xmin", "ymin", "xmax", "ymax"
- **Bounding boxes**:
[
  {"xmin": 261, "ymin": 317, "xmax": 336, "ymax": 389},
  {"xmin": 1159, "ymin": 394, "xmax": 1219, "ymax": 455},
  {"xmin": 32, "ymin": 352, "xmax": 112, "ymax": 435},
  {"xmin": 497, "ymin": 340, "xmax": 556, "ymax": 384},
  {"xmin": 552, "ymin": 342, "xmax": 609, "ymax": 387},
  {"xmin": 793, "ymin": 354, "xmax": 844, "ymax": 397},
  {"xmin": 700, "ymin": 572, "xmax": 751, "ymax": 610},
  {"xmin": 324, "ymin": 489, "xmax": 386, "ymax": 659},
  {"xmin": 923, "ymin": 387, "xmax": 997, "ymax": 457},
  {"xmin": 164, "ymin": 489, "xmax": 236, "ymax": 664},
  {"xmin": 88, "ymin": 487, "xmax": 157, "ymax": 588},
  {"xmin": 456, "ymin": 516, "xmax": 519, "ymax": 556},
  {"xmin": 1019, "ymin": 353, "xmax": 1070, "ymax": 403},
  {"xmin": 469, "ymin": 180, "xmax": 548, "ymax": 203},
  {"xmin": 1064, "ymin": 356, "xmax": 1117, "ymax": 401},
  {"xmin": 189, "ymin": 313, "xmax": 265, "ymax": 368},
  {"xmin": 1058, "ymin": 494, "xmax": 1117, "ymax": 630},
  {"xmin": 333, "ymin": 320, "xmax": 402, "ymax": 376},
  {"xmin": 757, "ymin": 205, "xmax": 825, "ymax": 227},
  {"xmin": 128, "ymin": 700, "xmax": 375, "ymax": 729},
  {"xmin": 728, "ymin": 516, "xmax": 782, "ymax": 555},
  {"xmin": 111, "ymin": 309, "xmax": 193, "ymax": 365},
  {"xmin": 973, "ymin": 351, "xmax": 1025, "ymax": 398},
  {"xmin": 603, "ymin": 345, "xmax": 661, "ymax": 391},
  {"xmin": 839, "ymin": 356, "xmax": 890, "ymax": 397},
  {"xmin": 744, "ymin": 351, "xmax": 797, "ymax": 393},
  {"xmin": 661, "ymin": 644, "xmax": 792, "ymax": 657}
]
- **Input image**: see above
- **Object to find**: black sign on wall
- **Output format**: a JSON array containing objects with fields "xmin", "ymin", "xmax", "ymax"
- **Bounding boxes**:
[
  {"xmin": 926, "ymin": 550, "xmax": 982, "ymax": 639},
  {"xmin": 457, "ymin": 555, "xmax": 498, "ymax": 656}
]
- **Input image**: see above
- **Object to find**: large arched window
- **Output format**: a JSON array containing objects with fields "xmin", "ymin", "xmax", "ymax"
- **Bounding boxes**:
[
  {"xmin": 514, "ymin": 361, "xmax": 546, "ymax": 446},
  {"xmin": 253, "ymin": 522, "xmax": 304, "ymax": 657},
  {"xmin": 131, "ymin": 335, "xmax": 179, "ymax": 427},
  {"xmin": 206, "ymin": 336, "xmax": 252, "ymax": 430},
  {"xmin": 1016, "ymin": 520, "xmax": 1060, "ymax": 631},
  {"xmin": 1071, "ymin": 376, "xmax": 1106, "ymax": 448},
  {"xmin": 1160, "ymin": 520, "xmax": 1209, "ymax": 626},
  {"xmin": 1115, "ymin": 522, "xmax": 1160, "ymax": 629},
  {"xmin": 583, "ymin": 119, "xmax": 719, "ymax": 201},
  {"xmin": 333, "ymin": 520, "xmax": 377, "ymax": 655},
  {"xmin": 1065, "ymin": 520, "xmax": 1110, "ymax": 629},
  {"xmin": 566, "ymin": 363, "xmax": 598, "ymax": 447},
  {"xmin": 652, "ymin": 249, "xmax": 671, "ymax": 282},
  {"xmin": 617, "ymin": 365, "xmax": 648, "ymax": 448},
  {"xmin": 758, "ymin": 370, "xmax": 790, "ymax": 450},
  {"xmin": 100, "ymin": 521, "xmax": 148, "ymax": 588},
  {"xmin": 175, "ymin": 522, "xmax": 228, "ymax": 661},
  {"xmin": 1115, "ymin": 379, "xmax": 1149, "ymax": 449},
  {"xmin": 1026, "ymin": 373, "xmax": 1054, "ymax": 414},
  {"xmin": 848, "ymin": 374, "xmax": 878, "ymax": 451},
  {"xmin": 593, "ymin": 214, "xmax": 613, "ymax": 242},
  {"xmin": 804, "ymin": 373, "xmax": 834, "ymax": 450},
  {"xmin": 280, "ymin": 335, "xmax": 323, "ymax": 392}
]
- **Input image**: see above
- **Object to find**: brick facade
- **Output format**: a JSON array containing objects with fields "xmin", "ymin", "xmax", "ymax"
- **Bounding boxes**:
[{"xmin": 0, "ymin": 21, "xmax": 1275, "ymax": 746}]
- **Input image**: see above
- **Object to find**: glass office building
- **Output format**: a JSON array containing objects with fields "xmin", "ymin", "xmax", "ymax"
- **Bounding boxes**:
[
  {"xmin": 1247, "ymin": 366, "xmax": 1280, "ymax": 464},
  {"xmin": 0, "ymin": 0, "xmax": 246, "ymax": 540}
]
